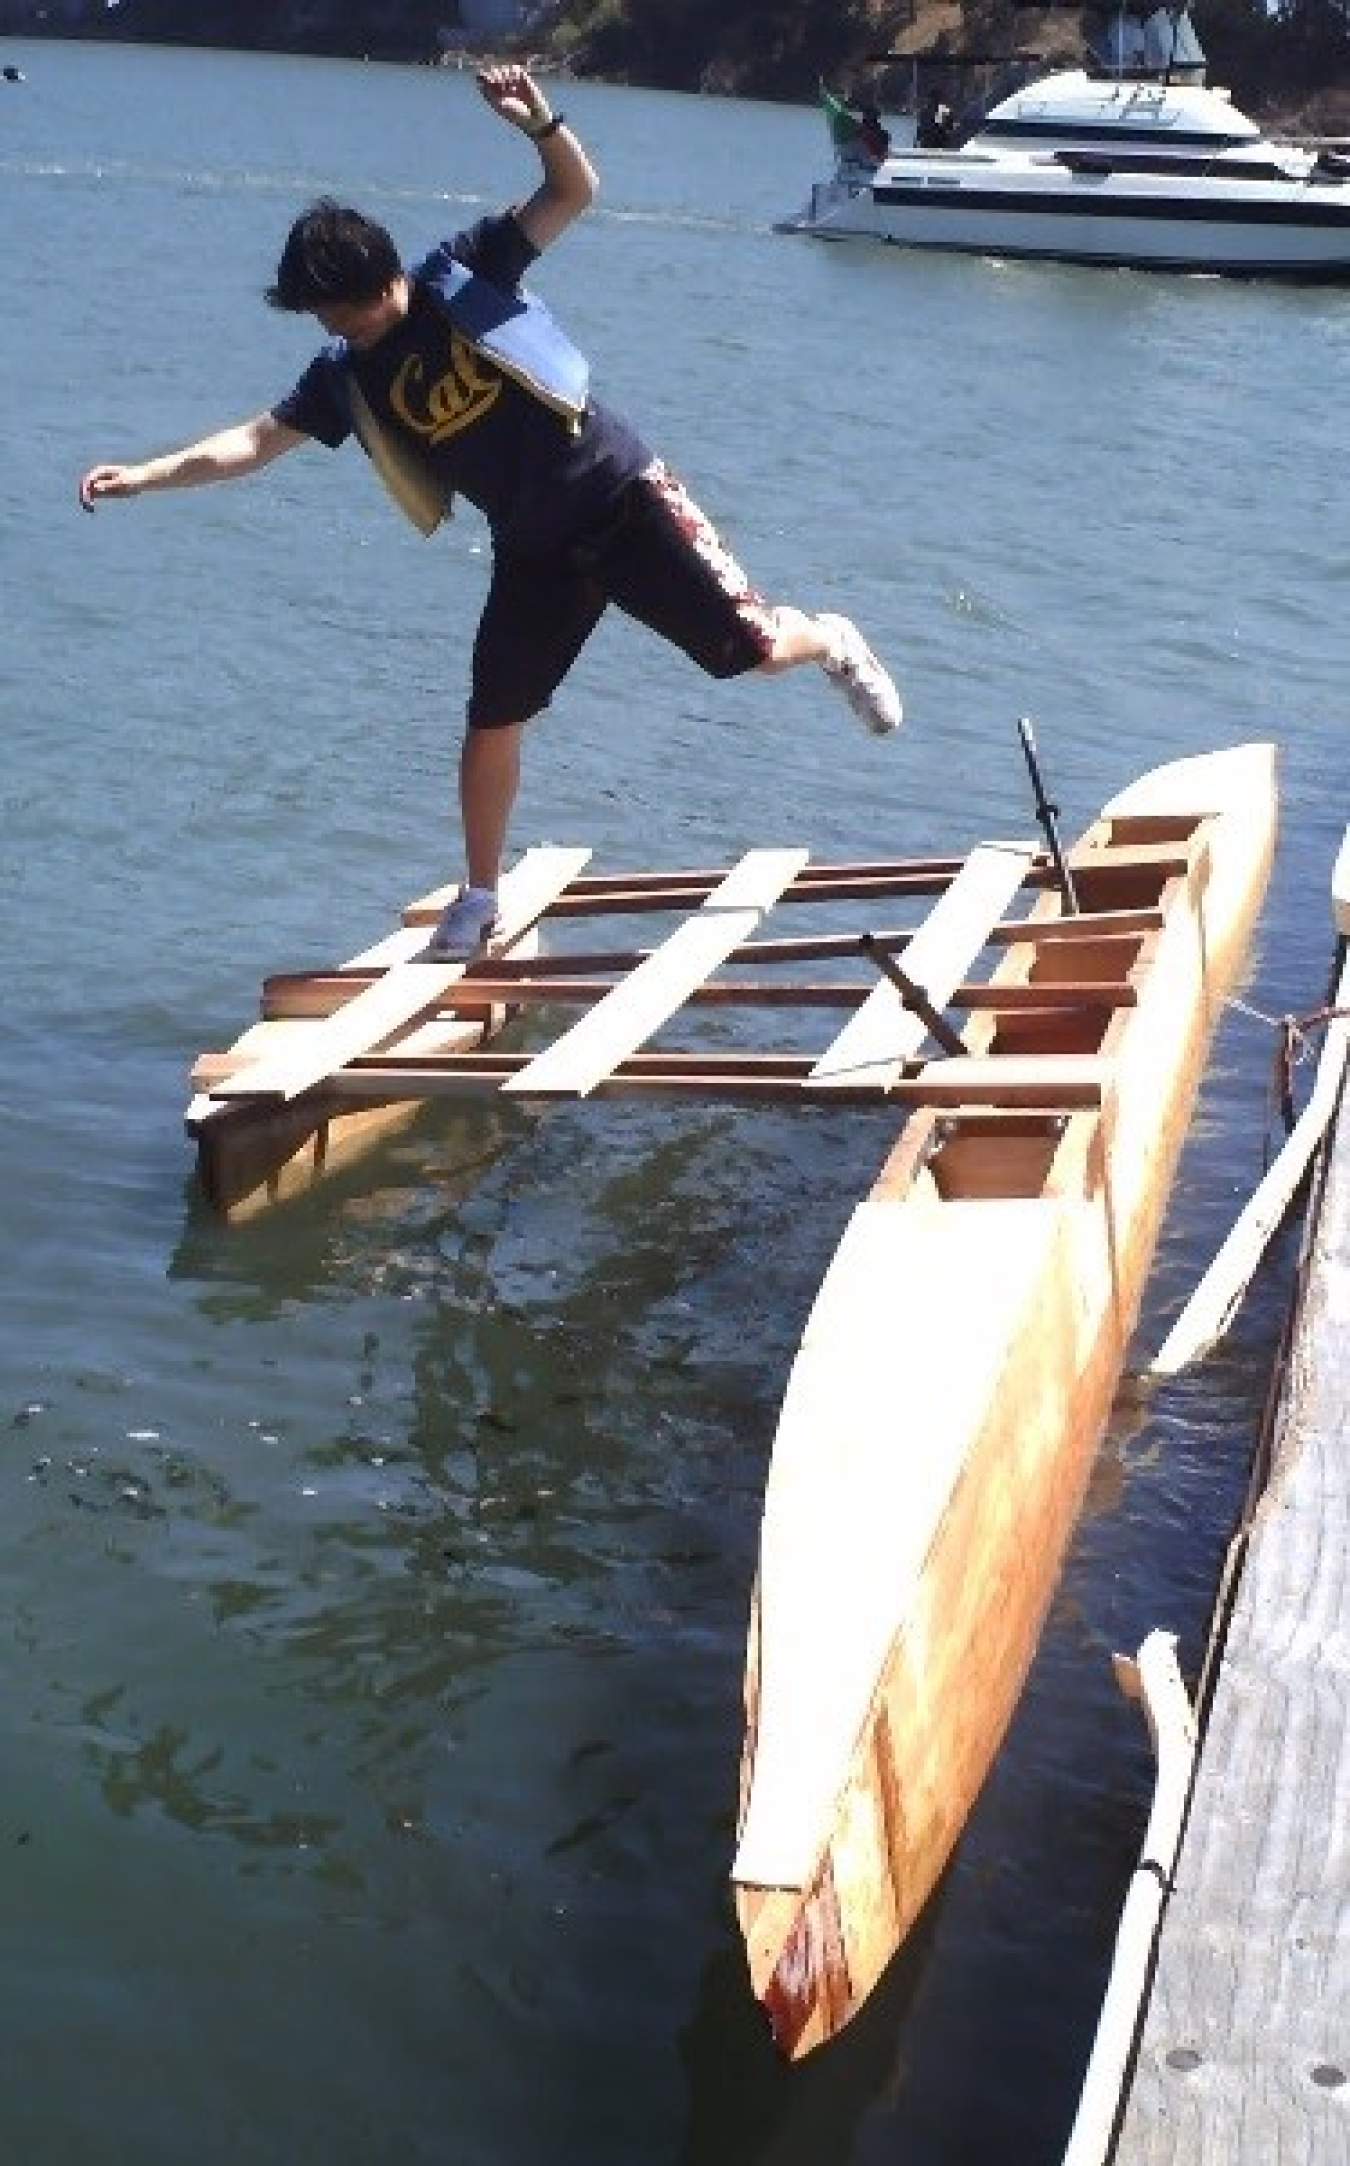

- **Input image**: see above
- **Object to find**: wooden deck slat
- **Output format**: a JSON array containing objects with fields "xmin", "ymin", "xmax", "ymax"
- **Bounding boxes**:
[
  {"xmin": 810, "ymin": 843, "xmax": 1037, "ymax": 1090},
  {"xmin": 205, "ymin": 846, "xmax": 591, "ymax": 1107},
  {"xmin": 499, "ymin": 848, "xmax": 810, "ymax": 1099}
]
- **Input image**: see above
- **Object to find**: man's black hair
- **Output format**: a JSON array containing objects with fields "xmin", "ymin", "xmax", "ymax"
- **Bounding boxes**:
[{"xmin": 265, "ymin": 199, "xmax": 403, "ymax": 312}]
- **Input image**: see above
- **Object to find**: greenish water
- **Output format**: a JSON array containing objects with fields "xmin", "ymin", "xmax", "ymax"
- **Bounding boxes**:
[{"xmin": 2, "ymin": 36, "xmax": 1346, "ymax": 2163}]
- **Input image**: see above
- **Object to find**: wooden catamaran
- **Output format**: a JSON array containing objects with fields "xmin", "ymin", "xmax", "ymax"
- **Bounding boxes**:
[
  {"xmin": 185, "ymin": 811, "xmax": 1136, "ymax": 1213},
  {"xmin": 187, "ymin": 742, "xmax": 1276, "ymax": 2056},
  {"xmin": 731, "ymin": 741, "xmax": 1277, "ymax": 2057}
]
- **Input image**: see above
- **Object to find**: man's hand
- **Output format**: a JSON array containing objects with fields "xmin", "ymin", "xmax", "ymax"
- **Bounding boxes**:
[
  {"xmin": 79, "ymin": 463, "xmax": 143, "ymax": 511},
  {"xmin": 476, "ymin": 63, "xmax": 551, "ymax": 135},
  {"xmin": 478, "ymin": 63, "xmax": 596, "ymax": 250}
]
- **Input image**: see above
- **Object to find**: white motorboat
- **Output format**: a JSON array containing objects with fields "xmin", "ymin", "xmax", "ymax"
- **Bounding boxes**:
[{"xmin": 781, "ymin": 58, "xmax": 1350, "ymax": 279}]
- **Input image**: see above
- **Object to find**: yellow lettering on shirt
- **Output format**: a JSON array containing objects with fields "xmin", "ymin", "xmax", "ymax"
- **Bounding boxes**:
[{"xmin": 389, "ymin": 334, "xmax": 502, "ymax": 447}]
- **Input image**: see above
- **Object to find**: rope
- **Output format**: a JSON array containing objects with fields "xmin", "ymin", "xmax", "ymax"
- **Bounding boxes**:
[
  {"xmin": 1268, "ymin": 1003, "xmax": 1350, "ymax": 1159},
  {"xmin": 1224, "ymin": 995, "xmax": 1349, "ymax": 1168}
]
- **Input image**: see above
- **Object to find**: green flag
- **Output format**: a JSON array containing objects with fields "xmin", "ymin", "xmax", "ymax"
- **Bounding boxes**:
[{"xmin": 819, "ymin": 81, "xmax": 860, "ymax": 152}]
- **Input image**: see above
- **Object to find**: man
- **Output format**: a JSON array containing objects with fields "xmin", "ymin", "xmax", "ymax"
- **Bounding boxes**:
[
  {"xmin": 854, "ymin": 102, "xmax": 892, "ymax": 162},
  {"xmin": 79, "ymin": 65, "xmax": 902, "ymax": 958}
]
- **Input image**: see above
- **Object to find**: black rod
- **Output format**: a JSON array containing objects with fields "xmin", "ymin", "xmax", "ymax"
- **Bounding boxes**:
[
  {"xmin": 859, "ymin": 934, "xmax": 968, "ymax": 1056},
  {"xmin": 1017, "ymin": 717, "xmax": 1080, "ymax": 916}
]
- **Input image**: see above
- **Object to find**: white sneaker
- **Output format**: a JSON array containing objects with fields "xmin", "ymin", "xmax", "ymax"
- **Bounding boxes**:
[
  {"xmin": 422, "ymin": 886, "xmax": 500, "ymax": 961},
  {"xmin": 817, "ymin": 614, "xmax": 903, "ymax": 736}
]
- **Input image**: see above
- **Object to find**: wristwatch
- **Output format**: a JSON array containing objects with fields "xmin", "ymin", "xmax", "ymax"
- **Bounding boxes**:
[{"xmin": 529, "ymin": 111, "xmax": 565, "ymax": 139}]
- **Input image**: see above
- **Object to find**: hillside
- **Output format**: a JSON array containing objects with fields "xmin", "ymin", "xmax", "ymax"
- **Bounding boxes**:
[
  {"xmin": 534, "ymin": 0, "xmax": 1350, "ymax": 131},
  {"xmin": 3, "ymin": 0, "xmax": 1347, "ymax": 130}
]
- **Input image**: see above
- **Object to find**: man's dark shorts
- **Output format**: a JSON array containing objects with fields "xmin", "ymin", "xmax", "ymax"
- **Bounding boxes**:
[{"xmin": 468, "ymin": 461, "xmax": 778, "ymax": 728}]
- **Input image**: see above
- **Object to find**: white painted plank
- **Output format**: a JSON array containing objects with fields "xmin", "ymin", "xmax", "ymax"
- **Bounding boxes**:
[
  {"xmin": 1149, "ymin": 943, "xmax": 1350, "ymax": 1375},
  {"xmin": 207, "ymin": 846, "xmax": 591, "ymax": 1106},
  {"xmin": 810, "ymin": 841, "xmax": 1035, "ymax": 1090},
  {"xmin": 1062, "ymin": 1632, "xmax": 1198, "ymax": 2166},
  {"xmin": 501, "ymin": 847, "xmax": 809, "ymax": 1099}
]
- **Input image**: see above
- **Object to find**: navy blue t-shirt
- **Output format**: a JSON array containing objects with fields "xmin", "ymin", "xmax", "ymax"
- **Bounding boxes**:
[{"xmin": 271, "ymin": 212, "xmax": 651, "ymax": 558}]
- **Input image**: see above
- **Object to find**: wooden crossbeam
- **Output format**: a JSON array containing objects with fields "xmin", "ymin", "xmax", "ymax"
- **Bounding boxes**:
[
  {"xmin": 478, "ymin": 904, "xmax": 1158, "ymax": 970},
  {"xmin": 499, "ymin": 848, "xmax": 810, "ymax": 1099},
  {"xmin": 260, "ymin": 903, "xmax": 1162, "ymax": 1010},
  {"xmin": 562, "ymin": 855, "xmax": 971, "ymax": 894},
  {"xmin": 956, "ymin": 981, "xmax": 1136, "ymax": 1012},
  {"xmin": 398, "ymin": 845, "xmax": 1178, "ymax": 924},
  {"xmin": 205, "ymin": 846, "xmax": 590, "ymax": 1108},
  {"xmin": 991, "ymin": 905, "xmax": 1161, "ymax": 945},
  {"xmin": 401, "ymin": 854, "xmax": 974, "ymax": 925},
  {"xmin": 254, "ymin": 970, "xmax": 1138, "ymax": 1025},
  {"xmin": 258, "ymin": 973, "xmax": 864, "ymax": 1021},
  {"xmin": 301, "ymin": 1048, "xmax": 1108, "ymax": 1111},
  {"xmin": 810, "ymin": 843, "xmax": 1037, "ymax": 1091}
]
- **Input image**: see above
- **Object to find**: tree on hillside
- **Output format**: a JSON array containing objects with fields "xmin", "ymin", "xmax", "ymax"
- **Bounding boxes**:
[
  {"xmin": 546, "ymin": 0, "xmax": 878, "ymax": 91},
  {"xmin": 1196, "ymin": 0, "xmax": 1350, "ymax": 109}
]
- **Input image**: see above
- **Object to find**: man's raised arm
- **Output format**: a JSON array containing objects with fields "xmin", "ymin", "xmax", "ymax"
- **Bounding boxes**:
[{"xmin": 476, "ymin": 63, "xmax": 597, "ymax": 254}]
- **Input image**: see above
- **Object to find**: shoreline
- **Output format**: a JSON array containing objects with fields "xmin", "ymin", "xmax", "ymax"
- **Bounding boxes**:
[{"xmin": 4, "ymin": 26, "xmax": 1348, "ymax": 132}]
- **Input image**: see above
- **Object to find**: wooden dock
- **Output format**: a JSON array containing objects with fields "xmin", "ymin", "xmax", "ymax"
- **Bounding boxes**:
[{"xmin": 1078, "ymin": 856, "xmax": 1350, "ymax": 2164}]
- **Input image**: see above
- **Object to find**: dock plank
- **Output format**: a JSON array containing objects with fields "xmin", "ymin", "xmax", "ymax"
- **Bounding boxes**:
[
  {"xmin": 810, "ymin": 841, "xmax": 1036, "ymax": 1090},
  {"xmin": 500, "ymin": 847, "xmax": 809, "ymax": 1099},
  {"xmin": 206, "ymin": 846, "xmax": 590, "ymax": 1107},
  {"xmin": 1111, "ymin": 1075, "xmax": 1350, "ymax": 2164}
]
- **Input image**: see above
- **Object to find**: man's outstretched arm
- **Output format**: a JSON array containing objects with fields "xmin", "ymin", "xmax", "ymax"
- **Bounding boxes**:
[
  {"xmin": 477, "ymin": 63, "xmax": 597, "ymax": 253},
  {"xmin": 79, "ymin": 410, "xmax": 306, "ymax": 510}
]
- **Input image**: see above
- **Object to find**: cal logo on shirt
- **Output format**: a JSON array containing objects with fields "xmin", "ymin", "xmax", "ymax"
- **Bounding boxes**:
[{"xmin": 389, "ymin": 332, "xmax": 502, "ymax": 446}]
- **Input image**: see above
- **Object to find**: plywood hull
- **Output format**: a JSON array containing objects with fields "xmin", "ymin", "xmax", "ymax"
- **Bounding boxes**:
[
  {"xmin": 733, "ymin": 744, "xmax": 1278, "ymax": 2057},
  {"xmin": 184, "ymin": 844, "xmax": 591, "ymax": 1219},
  {"xmin": 188, "ymin": 981, "xmax": 524, "ymax": 1222},
  {"xmin": 188, "ymin": 1021, "xmax": 508, "ymax": 1221}
]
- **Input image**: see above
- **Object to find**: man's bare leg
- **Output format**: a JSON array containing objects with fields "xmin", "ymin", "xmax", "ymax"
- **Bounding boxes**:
[
  {"xmin": 424, "ymin": 721, "xmax": 524, "ymax": 958},
  {"xmin": 461, "ymin": 721, "xmax": 523, "ymax": 890}
]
